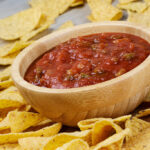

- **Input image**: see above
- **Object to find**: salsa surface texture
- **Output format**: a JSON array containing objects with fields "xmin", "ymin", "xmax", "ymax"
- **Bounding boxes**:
[{"xmin": 25, "ymin": 33, "xmax": 150, "ymax": 89}]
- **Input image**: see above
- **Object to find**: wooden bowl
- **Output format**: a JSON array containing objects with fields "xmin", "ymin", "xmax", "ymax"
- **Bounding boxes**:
[{"xmin": 11, "ymin": 21, "xmax": 150, "ymax": 126}]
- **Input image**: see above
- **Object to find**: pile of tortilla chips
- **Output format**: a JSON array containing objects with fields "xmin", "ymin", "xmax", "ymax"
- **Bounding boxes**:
[
  {"xmin": 1, "ymin": 0, "xmax": 150, "ymax": 149},
  {"xmin": 0, "ymin": 86, "xmax": 150, "ymax": 150}
]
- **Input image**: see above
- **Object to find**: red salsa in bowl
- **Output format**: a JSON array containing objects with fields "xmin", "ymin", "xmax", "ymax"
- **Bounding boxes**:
[{"xmin": 25, "ymin": 33, "xmax": 150, "ymax": 89}]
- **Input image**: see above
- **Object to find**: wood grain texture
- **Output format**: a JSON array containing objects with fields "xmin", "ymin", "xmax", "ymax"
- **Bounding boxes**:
[{"xmin": 11, "ymin": 21, "xmax": 150, "ymax": 126}]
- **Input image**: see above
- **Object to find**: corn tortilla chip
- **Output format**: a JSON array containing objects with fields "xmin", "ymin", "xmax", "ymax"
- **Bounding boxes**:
[
  {"xmin": 0, "ymin": 144, "xmax": 19, "ymax": 150},
  {"xmin": 0, "ymin": 86, "xmax": 18, "ymax": 94},
  {"xmin": 91, "ymin": 128, "xmax": 129, "ymax": 150},
  {"xmin": 0, "ymin": 52, "xmax": 19, "ymax": 65},
  {"xmin": 117, "ymin": 2, "xmax": 148, "ymax": 13},
  {"xmin": 71, "ymin": 0, "xmax": 84, "ymax": 7},
  {"xmin": 18, "ymin": 137, "xmax": 51, "ymax": 150},
  {"xmin": 78, "ymin": 118, "xmax": 113, "ymax": 131},
  {"xmin": 125, "ymin": 117, "xmax": 150, "ymax": 141},
  {"xmin": 87, "ymin": 0, "xmax": 123, "ymax": 22},
  {"xmin": 0, "ymin": 116, "xmax": 9, "ymax": 131},
  {"xmin": 21, "ymin": 20, "xmax": 52, "ymax": 41},
  {"xmin": 8, "ymin": 111, "xmax": 45, "ymax": 133},
  {"xmin": 123, "ymin": 118, "xmax": 150, "ymax": 150},
  {"xmin": 0, "ymin": 41, "xmax": 33, "ymax": 57},
  {"xmin": 56, "ymin": 139, "xmax": 90, "ymax": 150},
  {"xmin": 0, "ymin": 122, "xmax": 61, "ymax": 144},
  {"xmin": 0, "ymin": 78, "xmax": 13, "ymax": 90},
  {"xmin": 43, "ymin": 130, "xmax": 92, "ymax": 150},
  {"xmin": 78, "ymin": 116, "xmax": 130, "ymax": 131},
  {"xmin": 135, "ymin": 109, "xmax": 150, "ymax": 118},
  {"xmin": 58, "ymin": 21, "xmax": 74, "ymax": 30},
  {"xmin": 0, "ymin": 91, "xmax": 25, "ymax": 109},
  {"xmin": 118, "ymin": 0, "xmax": 137, "ymax": 4},
  {"xmin": 92, "ymin": 120, "xmax": 122, "ymax": 145},
  {"xmin": 0, "ymin": 8, "xmax": 42, "ymax": 40},
  {"xmin": 0, "ymin": 66, "xmax": 11, "ymax": 82},
  {"xmin": 127, "ymin": 8, "xmax": 150, "ymax": 28}
]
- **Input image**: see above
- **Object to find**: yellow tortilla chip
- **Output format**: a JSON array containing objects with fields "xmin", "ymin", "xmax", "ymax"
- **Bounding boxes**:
[
  {"xmin": 56, "ymin": 139, "xmax": 90, "ymax": 150},
  {"xmin": 18, "ymin": 137, "xmax": 51, "ymax": 150},
  {"xmin": 58, "ymin": 21, "xmax": 74, "ymax": 30},
  {"xmin": 21, "ymin": 20, "xmax": 52, "ymax": 41},
  {"xmin": 18, "ymin": 130, "xmax": 91, "ymax": 150},
  {"xmin": 118, "ymin": 0, "xmax": 137, "ymax": 4},
  {"xmin": 125, "ymin": 117, "xmax": 150, "ymax": 141},
  {"xmin": 0, "ymin": 66, "xmax": 11, "ymax": 82},
  {"xmin": 78, "ymin": 118, "xmax": 112, "ymax": 131},
  {"xmin": 71, "ymin": 0, "xmax": 84, "ymax": 7},
  {"xmin": 0, "ymin": 122, "xmax": 61, "ymax": 144},
  {"xmin": 0, "ymin": 78, "xmax": 13, "ymax": 90},
  {"xmin": 0, "ymin": 52, "xmax": 19, "ymax": 65},
  {"xmin": 87, "ymin": 0, "xmax": 123, "ymax": 22},
  {"xmin": 123, "ymin": 118, "xmax": 150, "ymax": 149},
  {"xmin": 135, "ymin": 109, "xmax": 150, "ymax": 118},
  {"xmin": 0, "ymin": 144, "xmax": 19, "ymax": 150},
  {"xmin": 0, "ymin": 8, "xmax": 42, "ymax": 40},
  {"xmin": 113, "ymin": 115, "xmax": 132, "ymax": 123},
  {"xmin": 92, "ymin": 120, "xmax": 122, "ymax": 145},
  {"xmin": 78, "ymin": 116, "xmax": 130, "ymax": 131},
  {"xmin": 0, "ymin": 116, "xmax": 9, "ymax": 131},
  {"xmin": 0, "ymin": 90, "xmax": 25, "ymax": 109},
  {"xmin": 127, "ymin": 7, "xmax": 150, "ymax": 28},
  {"xmin": 43, "ymin": 130, "xmax": 92, "ymax": 150},
  {"xmin": 91, "ymin": 128, "xmax": 129, "ymax": 150},
  {"xmin": 0, "ymin": 41, "xmax": 33, "ymax": 57},
  {"xmin": 0, "ymin": 86, "xmax": 18, "ymax": 94},
  {"xmin": 8, "ymin": 111, "xmax": 45, "ymax": 133},
  {"xmin": 117, "ymin": 2, "xmax": 148, "ymax": 13}
]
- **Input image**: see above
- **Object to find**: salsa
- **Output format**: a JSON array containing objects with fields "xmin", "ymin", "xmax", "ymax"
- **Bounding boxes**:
[{"xmin": 25, "ymin": 33, "xmax": 150, "ymax": 89}]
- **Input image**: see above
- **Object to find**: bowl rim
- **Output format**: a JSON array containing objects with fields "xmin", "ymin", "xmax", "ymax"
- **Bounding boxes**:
[{"xmin": 11, "ymin": 21, "xmax": 150, "ymax": 94}]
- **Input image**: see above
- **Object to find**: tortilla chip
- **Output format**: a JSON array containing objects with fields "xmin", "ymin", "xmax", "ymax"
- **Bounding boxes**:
[
  {"xmin": 0, "ymin": 86, "xmax": 18, "ymax": 94},
  {"xmin": 91, "ymin": 128, "xmax": 129, "ymax": 150},
  {"xmin": 0, "ymin": 8, "xmax": 42, "ymax": 40},
  {"xmin": 92, "ymin": 120, "xmax": 122, "ymax": 145},
  {"xmin": 78, "ymin": 115, "xmax": 131, "ymax": 131},
  {"xmin": 0, "ymin": 41, "xmax": 33, "ymax": 57},
  {"xmin": 43, "ymin": 130, "xmax": 92, "ymax": 150},
  {"xmin": 135, "ymin": 109, "xmax": 150, "ymax": 118},
  {"xmin": 117, "ymin": 2, "xmax": 148, "ymax": 13},
  {"xmin": 0, "ymin": 90, "xmax": 25, "ymax": 109},
  {"xmin": 127, "ymin": 7, "xmax": 150, "ymax": 28},
  {"xmin": 0, "ymin": 122, "xmax": 61, "ymax": 144},
  {"xmin": 71, "ymin": 0, "xmax": 84, "ymax": 7},
  {"xmin": 118, "ymin": 0, "xmax": 137, "ymax": 4},
  {"xmin": 0, "ymin": 52, "xmax": 19, "ymax": 65},
  {"xmin": 58, "ymin": 21, "xmax": 74, "ymax": 30},
  {"xmin": 125, "ymin": 117, "xmax": 150, "ymax": 141},
  {"xmin": 87, "ymin": 0, "xmax": 123, "ymax": 22},
  {"xmin": 56, "ymin": 139, "xmax": 90, "ymax": 150},
  {"xmin": 8, "ymin": 111, "xmax": 45, "ymax": 133},
  {"xmin": 21, "ymin": 20, "xmax": 52, "ymax": 41},
  {"xmin": 113, "ymin": 115, "xmax": 132, "ymax": 123},
  {"xmin": 123, "ymin": 118, "xmax": 150, "ymax": 149},
  {"xmin": 78, "ymin": 118, "xmax": 113, "ymax": 131},
  {"xmin": 0, "ymin": 116, "xmax": 9, "ymax": 131},
  {"xmin": 0, "ymin": 144, "xmax": 19, "ymax": 150},
  {"xmin": 0, "ymin": 66, "xmax": 11, "ymax": 82},
  {"xmin": 18, "ymin": 137, "xmax": 51, "ymax": 150},
  {"xmin": 0, "ymin": 78, "xmax": 13, "ymax": 90}
]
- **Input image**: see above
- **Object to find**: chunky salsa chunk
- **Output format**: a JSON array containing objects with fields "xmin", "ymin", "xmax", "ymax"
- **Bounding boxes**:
[{"xmin": 25, "ymin": 33, "xmax": 150, "ymax": 89}]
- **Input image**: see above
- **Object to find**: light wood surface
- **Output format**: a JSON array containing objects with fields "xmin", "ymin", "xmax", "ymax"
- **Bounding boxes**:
[{"xmin": 11, "ymin": 21, "xmax": 150, "ymax": 126}]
